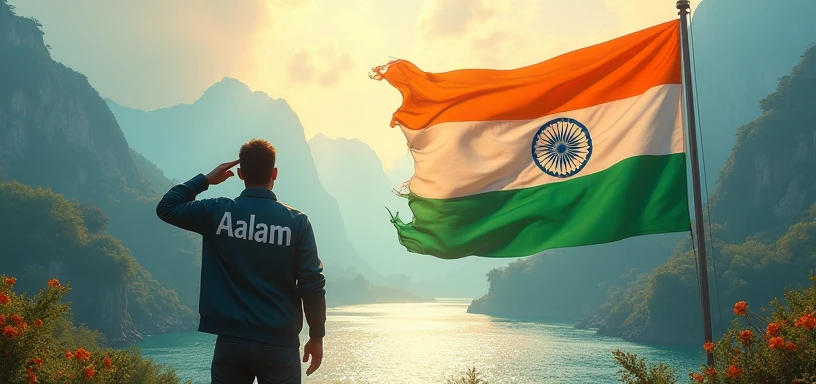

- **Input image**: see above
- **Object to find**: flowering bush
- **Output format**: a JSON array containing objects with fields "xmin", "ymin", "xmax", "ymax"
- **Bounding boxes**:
[
  {"xmin": 0, "ymin": 275, "xmax": 189, "ymax": 384},
  {"xmin": 614, "ymin": 275, "xmax": 816, "ymax": 383}
]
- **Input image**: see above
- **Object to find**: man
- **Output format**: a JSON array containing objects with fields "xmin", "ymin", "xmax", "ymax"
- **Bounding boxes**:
[{"xmin": 156, "ymin": 139, "xmax": 326, "ymax": 383}]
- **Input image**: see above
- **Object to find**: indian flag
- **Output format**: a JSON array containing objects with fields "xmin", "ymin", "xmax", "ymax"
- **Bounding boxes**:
[{"xmin": 372, "ymin": 20, "xmax": 691, "ymax": 259}]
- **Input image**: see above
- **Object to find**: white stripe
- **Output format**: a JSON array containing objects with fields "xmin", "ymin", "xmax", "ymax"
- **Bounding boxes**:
[{"xmin": 402, "ymin": 84, "xmax": 685, "ymax": 199}]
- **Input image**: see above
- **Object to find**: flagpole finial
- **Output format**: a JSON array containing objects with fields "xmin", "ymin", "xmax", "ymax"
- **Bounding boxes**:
[{"xmin": 676, "ymin": 0, "xmax": 691, "ymax": 13}]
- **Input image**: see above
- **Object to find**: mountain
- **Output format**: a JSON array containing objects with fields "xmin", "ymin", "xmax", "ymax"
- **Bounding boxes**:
[
  {"xmin": 308, "ymin": 134, "xmax": 512, "ymax": 298},
  {"xmin": 0, "ymin": 0, "xmax": 196, "ymax": 343},
  {"xmin": 106, "ymin": 79, "xmax": 378, "ymax": 280},
  {"xmin": 592, "ymin": 40, "xmax": 816, "ymax": 344},
  {"xmin": 691, "ymin": 0, "xmax": 816, "ymax": 185},
  {"xmin": 129, "ymin": 148, "xmax": 177, "ymax": 192}
]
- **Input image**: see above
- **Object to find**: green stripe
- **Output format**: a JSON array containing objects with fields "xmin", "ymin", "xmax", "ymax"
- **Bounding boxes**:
[{"xmin": 390, "ymin": 154, "xmax": 690, "ymax": 259}]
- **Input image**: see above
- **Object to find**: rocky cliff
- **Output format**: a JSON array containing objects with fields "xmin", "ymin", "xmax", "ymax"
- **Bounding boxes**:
[
  {"xmin": 0, "ymin": 1, "xmax": 196, "ymax": 345},
  {"xmin": 0, "ymin": 4, "xmax": 149, "ymax": 200}
]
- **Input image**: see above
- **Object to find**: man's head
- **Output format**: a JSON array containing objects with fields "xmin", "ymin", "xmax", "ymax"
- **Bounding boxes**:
[{"xmin": 237, "ymin": 139, "xmax": 278, "ymax": 189}]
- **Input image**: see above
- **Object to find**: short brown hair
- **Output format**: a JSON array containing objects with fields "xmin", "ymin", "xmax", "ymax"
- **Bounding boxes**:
[{"xmin": 239, "ymin": 139, "xmax": 277, "ymax": 185}]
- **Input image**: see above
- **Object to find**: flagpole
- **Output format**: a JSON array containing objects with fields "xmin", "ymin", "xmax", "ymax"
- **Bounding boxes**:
[{"xmin": 676, "ymin": 0, "xmax": 714, "ymax": 366}]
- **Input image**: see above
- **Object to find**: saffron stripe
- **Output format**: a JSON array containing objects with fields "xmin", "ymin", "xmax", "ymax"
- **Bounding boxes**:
[{"xmin": 374, "ymin": 20, "xmax": 681, "ymax": 131}]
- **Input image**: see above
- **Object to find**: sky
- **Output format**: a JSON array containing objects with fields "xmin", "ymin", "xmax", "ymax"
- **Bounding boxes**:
[{"xmin": 12, "ymin": 0, "xmax": 699, "ymax": 171}]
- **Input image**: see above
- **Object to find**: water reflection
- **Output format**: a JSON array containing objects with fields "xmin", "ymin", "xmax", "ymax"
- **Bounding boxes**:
[{"xmin": 139, "ymin": 301, "xmax": 701, "ymax": 384}]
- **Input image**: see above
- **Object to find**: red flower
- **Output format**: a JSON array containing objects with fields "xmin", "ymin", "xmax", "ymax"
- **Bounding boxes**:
[
  {"xmin": 33, "ymin": 319, "xmax": 43, "ymax": 328},
  {"xmin": 769, "ymin": 336, "xmax": 785, "ymax": 349},
  {"xmin": 4, "ymin": 276, "xmax": 15, "ymax": 286},
  {"xmin": 766, "ymin": 322, "xmax": 781, "ymax": 337},
  {"xmin": 28, "ymin": 357, "xmax": 43, "ymax": 367},
  {"xmin": 795, "ymin": 313, "xmax": 816, "ymax": 330},
  {"xmin": 74, "ymin": 348, "xmax": 91, "ymax": 361},
  {"xmin": 65, "ymin": 350, "xmax": 73, "ymax": 360},
  {"xmin": 739, "ymin": 329, "xmax": 753, "ymax": 344},
  {"xmin": 705, "ymin": 367, "xmax": 717, "ymax": 376},
  {"xmin": 9, "ymin": 314, "xmax": 23, "ymax": 326},
  {"xmin": 785, "ymin": 341, "xmax": 798, "ymax": 351},
  {"xmin": 733, "ymin": 301, "xmax": 748, "ymax": 316},
  {"xmin": 26, "ymin": 368, "xmax": 37, "ymax": 383},
  {"xmin": 692, "ymin": 373, "xmax": 703, "ymax": 382},
  {"xmin": 3, "ymin": 326, "xmax": 19, "ymax": 338},
  {"xmin": 103, "ymin": 356, "xmax": 112, "ymax": 369},
  {"xmin": 47, "ymin": 278, "xmax": 60, "ymax": 288},
  {"xmin": 83, "ymin": 365, "xmax": 96, "ymax": 379},
  {"xmin": 0, "ymin": 315, "xmax": 5, "ymax": 324},
  {"xmin": 0, "ymin": 293, "xmax": 10, "ymax": 305},
  {"xmin": 703, "ymin": 341, "xmax": 715, "ymax": 353},
  {"xmin": 726, "ymin": 365, "xmax": 742, "ymax": 379}
]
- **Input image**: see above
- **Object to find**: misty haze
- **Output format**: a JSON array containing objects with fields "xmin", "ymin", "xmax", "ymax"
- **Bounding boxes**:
[{"xmin": 2, "ymin": 0, "xmax": 816, "ymax": 383}]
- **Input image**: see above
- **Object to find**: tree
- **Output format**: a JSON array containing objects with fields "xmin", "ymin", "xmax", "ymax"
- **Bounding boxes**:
[{"xmin": 73, "ymin": 201, "xmax": 110, "ymax": 234}]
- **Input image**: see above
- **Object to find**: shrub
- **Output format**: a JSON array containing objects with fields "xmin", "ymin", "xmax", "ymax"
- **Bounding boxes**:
[
  {"xmin": 614, "ymin": 275, "xmax": 816, "ymax": 383},
  {"xmin": 445, "ymin": 367, "xmax": 489, "ymax": 384},
  {"xmin": 0, "ymin": 275, "xmax": 190, "ymax": 384},
  {"xmin": 612, "ymin": 350, "xmax": 678, "ymax": 384}
]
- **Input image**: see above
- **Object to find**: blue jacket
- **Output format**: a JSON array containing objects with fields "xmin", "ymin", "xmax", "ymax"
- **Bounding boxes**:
[{"xmin": 156, "ymin": 174, "xmax": 326, "ymax": 347}]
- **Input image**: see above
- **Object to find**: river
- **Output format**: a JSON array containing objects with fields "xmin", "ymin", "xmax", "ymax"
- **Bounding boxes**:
[{"xmin": 139, "ymin": 300, "xmax": 701, "ymax": 383}]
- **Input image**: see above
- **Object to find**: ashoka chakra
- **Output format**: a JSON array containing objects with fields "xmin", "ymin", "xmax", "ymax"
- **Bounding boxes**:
[{"xmin": 531, "ymin": 117, "xmax": 593, "ymax": 178}]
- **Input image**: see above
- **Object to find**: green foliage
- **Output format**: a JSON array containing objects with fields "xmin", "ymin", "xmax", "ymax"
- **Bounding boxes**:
[
  {"xmin": 0, "ymin": 276, "xmax": 191, "ymax": 384},
  {"xmin": 598, "ymin": 202, "xmax": 816, "ymax": 343},
  {"xmin": 72, "ymin": 202, "xmax": 110, "ymax": 234},
  {"xmin": 445, "ymin": 367, "xmax": 489, "ymax": 384},
  {"xmin": 612, "ymin": 350, "xmax": 677, "ymax": 384},
  {"xmin": 613, "ymin": 276, "xmax": 816, "ymax": 384},
  {"xmin": 0, "ymin": 181, "xmax": 193, "ymax": 343}
]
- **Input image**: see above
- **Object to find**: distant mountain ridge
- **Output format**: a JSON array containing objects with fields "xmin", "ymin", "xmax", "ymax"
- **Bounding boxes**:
[{"xmin": 106, "ymin": 78, "xmax": 379, "ymax": 279}]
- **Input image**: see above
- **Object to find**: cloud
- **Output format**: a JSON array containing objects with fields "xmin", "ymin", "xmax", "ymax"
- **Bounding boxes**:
[{"xmin": 286, "ymin": 44, "xmax": 353, "ymax": 87}]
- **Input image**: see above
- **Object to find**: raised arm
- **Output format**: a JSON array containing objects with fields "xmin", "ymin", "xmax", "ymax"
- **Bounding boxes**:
[
  {"xmin": 296, "ymin": 215, "xmax": 326, "ymax": 376},
  {"xmin": 156, "ymin": 160, "xmax": 238, "ymax": 234}
]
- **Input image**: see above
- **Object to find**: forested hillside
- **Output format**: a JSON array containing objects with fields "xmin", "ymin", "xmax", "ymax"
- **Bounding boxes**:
[{"xmin": 594, "ymin": 41, "xmax": 816, "ymax": 344}]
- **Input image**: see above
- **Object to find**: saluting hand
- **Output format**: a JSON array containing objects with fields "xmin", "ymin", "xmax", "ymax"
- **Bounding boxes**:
[{"xmin": 205, "ymin": 159, "xmax": 240, "ymax": 185}]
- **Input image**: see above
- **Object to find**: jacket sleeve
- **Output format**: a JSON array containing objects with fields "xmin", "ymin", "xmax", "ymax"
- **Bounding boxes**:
[
  {"xmin": 155, "ymin": 174, "xmax": 216, "ymax": 235},
  {"xmin": 296, "ymin": 215, "xmax": 327, "ymax": 339}
]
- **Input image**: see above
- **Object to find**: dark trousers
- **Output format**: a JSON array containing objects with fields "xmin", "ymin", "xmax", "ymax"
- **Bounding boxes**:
[{"xmin": 211, "ymin": 335, "xmax": 301, "ymax": 384}]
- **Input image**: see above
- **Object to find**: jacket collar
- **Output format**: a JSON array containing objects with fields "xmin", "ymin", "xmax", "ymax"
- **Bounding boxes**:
[{"xmin": 239, "ymin": 187, "xmax": 278, "ymax": 200}]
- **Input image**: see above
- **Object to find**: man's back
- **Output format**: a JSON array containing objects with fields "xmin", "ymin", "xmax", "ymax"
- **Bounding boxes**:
[
  {"xmin": 155, "ymin": 140, "xmax": 326, "ymax": 383},
  {"xmin": 196, "ymin": 187, "xmax": 324, "ymax": 347}
]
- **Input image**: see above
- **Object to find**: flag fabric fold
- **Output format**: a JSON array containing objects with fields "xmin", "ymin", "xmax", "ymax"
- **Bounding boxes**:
[{"xmin": 373, "ymin": 20, "xmax": 691, "ymax": 259}]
